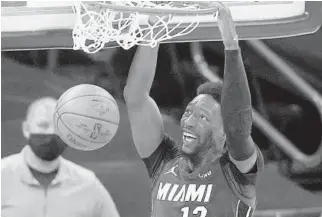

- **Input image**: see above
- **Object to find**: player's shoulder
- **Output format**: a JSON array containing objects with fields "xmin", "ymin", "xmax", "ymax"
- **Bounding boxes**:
[
  {"xmin": 162, "ymin": 133, "xmax": 179, "ymax": 158},
  {"xmin": 61, "ymin": 158, "xmax": 97, "ymax": 183},
  {"xmin": 162, "ymin": 155, "xmax": 180, "ymax": 170},
  {"xmin": 163, "ymin": 133, "xmax": 177, "ymax": 147},
  {"xmin": 1, "ymin": 153, "xmax": 22, "ymax": 173}
]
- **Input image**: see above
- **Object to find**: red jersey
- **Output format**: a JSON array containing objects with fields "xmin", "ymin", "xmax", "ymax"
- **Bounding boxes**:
[{"xmin": 143, "ymin": 134, "xmax": 264, "ymax": 217}]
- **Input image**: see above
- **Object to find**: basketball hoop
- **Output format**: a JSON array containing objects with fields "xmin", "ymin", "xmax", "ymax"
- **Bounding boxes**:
[{"xmin": 72, "ymin": 1, "xmax": 219, "ymax": 53}]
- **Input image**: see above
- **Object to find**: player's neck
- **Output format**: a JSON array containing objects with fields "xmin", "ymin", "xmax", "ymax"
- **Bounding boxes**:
[{"xmin": 181, "ymin": 147, "xmax": 218, "ymax": 172}]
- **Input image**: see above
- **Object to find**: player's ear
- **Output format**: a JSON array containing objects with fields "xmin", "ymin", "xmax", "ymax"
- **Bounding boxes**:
[{"xmin": 22, "ymin": 120, "xmax": 30, "ymax": 139}]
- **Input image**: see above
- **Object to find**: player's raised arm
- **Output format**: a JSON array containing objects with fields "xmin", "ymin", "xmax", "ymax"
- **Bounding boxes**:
[
  {"xmin": 217, "ymin": 4, "xmax": 256, "ymax": 161},
  {"xmin": 123, "ymin": 45, "xmax": 165, "ymax": 158}
]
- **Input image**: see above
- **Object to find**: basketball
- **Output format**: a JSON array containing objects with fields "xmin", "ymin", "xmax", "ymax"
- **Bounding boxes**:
[{"xmin": 54, "ymin": 84, "xmax": 120, "ymax": 151}]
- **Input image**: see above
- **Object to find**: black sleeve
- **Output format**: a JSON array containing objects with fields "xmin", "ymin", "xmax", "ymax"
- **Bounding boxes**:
[
  {"xmin": 142, "ymin": 133, "xmax": 178, "ymax": 180},
  {"xmin": 221, "ymin": 49, "xmax": 252, "ymax": 143},
  {"xmin": 220, "ymin": 145, "xmax": 264, "ymax": 206}
]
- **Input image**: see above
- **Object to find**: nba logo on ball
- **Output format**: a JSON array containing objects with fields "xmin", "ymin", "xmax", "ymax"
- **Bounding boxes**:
[{"xmin": 54, "ymin": 84, "xmax": 120, "ymax": 151}]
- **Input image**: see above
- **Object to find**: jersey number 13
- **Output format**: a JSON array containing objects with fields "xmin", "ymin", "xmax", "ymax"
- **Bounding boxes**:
[{"xmin": 181, "ymin": 206, "xmax": 208, "ymax": 217}]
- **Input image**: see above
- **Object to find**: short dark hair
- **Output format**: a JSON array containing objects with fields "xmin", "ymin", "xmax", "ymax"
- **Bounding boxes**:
[{"xmin": 196, "ymin": 81, "xmax": 222, "ymax": 102}]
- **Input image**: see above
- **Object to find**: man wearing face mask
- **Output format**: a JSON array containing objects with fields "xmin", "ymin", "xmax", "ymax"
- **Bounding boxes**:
[{"xmin": 1, "ymin": 97, "xmax": 120, "ymax": 217}]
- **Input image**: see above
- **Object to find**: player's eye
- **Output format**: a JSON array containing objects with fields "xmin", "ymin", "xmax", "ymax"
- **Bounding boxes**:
[
  {"xmin": 185, "ymin": 109, "xmax": 192, "ymax": 115},
  {"xmin": 200, "ymin": 114, "xmax": 209, "ymax": 122}
]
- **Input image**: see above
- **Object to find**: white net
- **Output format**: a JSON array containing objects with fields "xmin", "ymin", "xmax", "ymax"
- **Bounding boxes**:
[{"xmin": 72, "ymin": 1, "xmax": 218, "ymax": 53}]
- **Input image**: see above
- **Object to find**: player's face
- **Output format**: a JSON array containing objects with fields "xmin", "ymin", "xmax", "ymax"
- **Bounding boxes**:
[
  {"xmin": 180, "ymin": 94, "xmax": 223, "ymax": 155},
  {"xmin": 23, "ymin": 101, "xmax": 67, "ymax": 161}
]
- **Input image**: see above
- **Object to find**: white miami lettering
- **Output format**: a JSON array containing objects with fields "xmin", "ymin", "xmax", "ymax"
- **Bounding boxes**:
[
  {"xmin": 157, "ymin": 183, "xmax": 171, "ymax": 200},
  {"xmin": 157, "ymin": 182, "xmax": 213, "ymax": 202}
]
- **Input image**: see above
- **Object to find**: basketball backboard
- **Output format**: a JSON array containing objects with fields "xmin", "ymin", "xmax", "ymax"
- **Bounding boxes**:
[{"xmin": 1, "ymin": 1, "xmax": 322, "ymax": 51}]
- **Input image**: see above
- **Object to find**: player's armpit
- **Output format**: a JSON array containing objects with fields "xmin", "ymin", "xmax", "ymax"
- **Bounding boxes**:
[
  {"xmin": 143, "ymin": 133, "xmax": 177, "ymax": 181},
  {"xmin": 227, "ymin": 145, "xmax": 264, "ymax": 183}
]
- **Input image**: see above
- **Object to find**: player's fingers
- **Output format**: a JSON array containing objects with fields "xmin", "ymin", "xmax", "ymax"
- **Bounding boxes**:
[{"xmin": 214, "ymin": 2, "xmax": 232, "ymax": 20}]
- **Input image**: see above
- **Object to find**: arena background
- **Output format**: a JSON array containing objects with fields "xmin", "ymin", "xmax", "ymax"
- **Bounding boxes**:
[{"xmin": 2, "ymin": 28, "xmax": 322, "ymax": 217}]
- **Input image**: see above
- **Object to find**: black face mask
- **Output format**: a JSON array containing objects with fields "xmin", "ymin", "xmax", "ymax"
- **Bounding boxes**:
[{"xmin": 28, "ymin": 134, "xmax": 67, "ymax": 161}]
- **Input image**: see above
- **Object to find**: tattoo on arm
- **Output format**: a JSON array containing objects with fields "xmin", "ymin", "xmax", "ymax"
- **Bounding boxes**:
[{"xmin": 223, "ymin": 107, "xmax": 252, "ymax": 141}]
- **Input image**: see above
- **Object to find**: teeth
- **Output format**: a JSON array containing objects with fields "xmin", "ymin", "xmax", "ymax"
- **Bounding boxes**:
[
  {"xmin": 183, "ymin": 132, "xmax": 197, "ymax": 141},
  {"xmin": 183, "ymin": 132, "xmax": 197, "ymax": 138},
  {"xmin": 183, "ymin": 136, "xmax": 195, "ymax": 142}
]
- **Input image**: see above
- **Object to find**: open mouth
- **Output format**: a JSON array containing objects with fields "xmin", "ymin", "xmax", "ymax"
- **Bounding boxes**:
[{"xmin": 183, "ymin": 132, "xmax": 197, "ymax": 143}]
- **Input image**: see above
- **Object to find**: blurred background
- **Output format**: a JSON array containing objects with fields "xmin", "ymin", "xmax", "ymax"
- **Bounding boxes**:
[{"xmin": 2, "ymin": 27, "xmax": 322, "ymax": 217}]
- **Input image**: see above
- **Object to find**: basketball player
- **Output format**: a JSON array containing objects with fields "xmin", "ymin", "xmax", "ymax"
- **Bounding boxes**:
[
  {"xmin": 1, "ymin": 97, "xmax": 120, "ymax": 217},
  {"xmin": 124, "ymin": 3, "xmax": 264, "ymax": 217}
]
